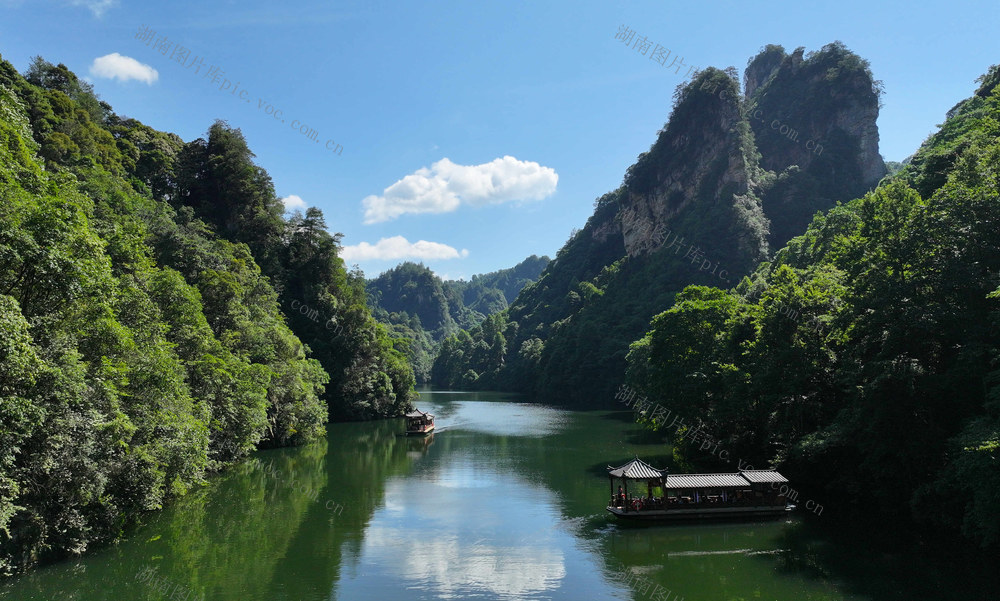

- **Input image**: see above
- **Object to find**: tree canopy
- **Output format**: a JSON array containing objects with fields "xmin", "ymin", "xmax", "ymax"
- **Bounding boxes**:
[{"xmin": 0, "ymin": 54, "xmax": 413, "ymax": 576}]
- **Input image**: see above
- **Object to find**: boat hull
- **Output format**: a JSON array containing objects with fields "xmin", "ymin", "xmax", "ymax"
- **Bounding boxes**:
[
  {"xmin": 607, "ymin": 505, "xmax": 792, "ymax": 521},
  {"xmin": 405, "ymin": 425, "xmax": 435, "ymax": 436}
]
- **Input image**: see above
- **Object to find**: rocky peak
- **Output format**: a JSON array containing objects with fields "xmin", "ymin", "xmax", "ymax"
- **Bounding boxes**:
[
  {"xmin": 613, "ymin": 43, "xmax": 887, "ymax": 263},
  {"xmin": 618, "ymin": 68, "xmax": 769, "ymax": 268},
  {"xmin": 745, "ymin": 41, "xmax": 887, "ymax": 246},
  {"xmin": 744, "ymin": 44, "xmax": 786, "ymax": 98}
]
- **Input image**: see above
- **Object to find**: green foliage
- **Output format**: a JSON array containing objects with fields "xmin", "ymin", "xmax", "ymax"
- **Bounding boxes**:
[
  {"xmin": 24, "ymin": 57, "xmax": 110, "ymax": 124},
  {"xmin": 0, "ymin": 52, "xmax": 412, "ymax": 575},
  {"xmin": 460, "ymin": 254, "xmax": 549, "ymax": 306},
  {"xmin": 369, "ymin": 257, "xmax": 548, "ymax": 384},
  {"xmin": 0, "ymin": 83, "xmax": 43, "ymax": 189},
  {"xmin": 435, "ymin": 43, "xmax": 884, "ymax": 405},
  {"xmin": 902, "ymin": 63, "xmax": 1000, "ymax": 199},
  {"xmin": 627, "ymin": 82, "xmax": 1000, "ymax": 547},
  {"xmin": 162, "ymin": 121, "xmax": 414, "ymax": 422},
  {"xmin": 884, "ymin": 160, "xmax": 905, "ymax": 176},
  {"xmin": 432, "ymin": 313, "xmax": 509, "ymax": 388},
  {"xmin": 368, "ymin": 262, "xmax": 460, "ymax": 338},
  {"xmin": 426, "ymin": 46, "xmax": 1000, "ymax": 550}
]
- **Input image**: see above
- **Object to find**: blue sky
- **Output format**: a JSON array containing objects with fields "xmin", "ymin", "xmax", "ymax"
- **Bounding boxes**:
[{"xmin": 1, "ymin": 0, "xmax": 998, "ymax": 280}]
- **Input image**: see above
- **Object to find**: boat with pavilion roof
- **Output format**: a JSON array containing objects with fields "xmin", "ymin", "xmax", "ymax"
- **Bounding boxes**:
[
  {"xmin": 606, "ymin": 458, "xmax": 794, "ymax": 521},
  {"xmin": 404, "ymin": 409, "xmax": 435, "ymax": 436}
]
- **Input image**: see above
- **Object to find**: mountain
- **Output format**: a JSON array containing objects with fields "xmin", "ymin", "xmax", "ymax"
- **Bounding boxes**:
[
  {"xmin": 0, "ymin": 55, "xmax": 413, "ymax": 575},
  {"xmin": 368, "ymin": 256, "xmax": 549, "ymax": 382},
  {"xmin": 453, "ymin": 254, "xmax": 551, "ymax": 311},
  {"xmin": 433, "ymin": 42, "xmax": 886, "ymax": 398},
  {"xmin": 626, "ymin": 62, "xmax": 1000, "ymax": 546}
]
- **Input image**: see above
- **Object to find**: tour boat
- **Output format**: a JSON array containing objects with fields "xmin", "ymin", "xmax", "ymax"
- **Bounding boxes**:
[
  {"xmin": 405, "ymin": 409, "xmax": 435, "ymax": 436},
  {"xmin": 606, "ymin": 458, "xmax": 794, "ymax": 521}
]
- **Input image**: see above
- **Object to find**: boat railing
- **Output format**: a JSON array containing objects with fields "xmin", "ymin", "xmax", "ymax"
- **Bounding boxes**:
[{"xmin": 609, "ymin": 494, "xmax": 787, "ymax": 511}]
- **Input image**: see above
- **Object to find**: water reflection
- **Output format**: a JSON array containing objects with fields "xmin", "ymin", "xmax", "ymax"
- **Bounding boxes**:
[
  {"xmin": 2, "ymin": 390, "xmax": 993, "ymax": 601},
  {"xmin": 426, "ymin": 396, "xmax": 568, "ymax": 438},
  {"xmin": 354, "ymin": 528, "xmax": 566, "ymax": 599},
  {"xmin": 335, "ymin": 394, "xmax": 614, "ymax": 600}
]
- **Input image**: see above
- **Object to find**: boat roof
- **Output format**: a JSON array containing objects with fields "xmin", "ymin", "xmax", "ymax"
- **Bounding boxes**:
[
  {"xmin": 739, "ymin": 469, "xmax": 788, "ymax": 484},
  {"xmin": 607, "ymin": 458, "xmax": 668, "ymax": 480},
  {"xmin": 665, "ymin": 473, "xmax": 749, "ymax": 488},
  {"xmin": 405, "ymin": 410, "xmax": 434, "ymax": 419},
  {"xmin": 664, "ymin": 470, "xmax": 790, "ymax": 489},
  {"xmin": 607, "ymin": 459, "xmax": 790, "ymax": 488}
]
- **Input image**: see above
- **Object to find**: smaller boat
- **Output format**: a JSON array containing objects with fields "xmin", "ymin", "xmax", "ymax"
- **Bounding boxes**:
[{"xmin": 405, "ymin": 409, "xmax": 435, "ymax": 436}]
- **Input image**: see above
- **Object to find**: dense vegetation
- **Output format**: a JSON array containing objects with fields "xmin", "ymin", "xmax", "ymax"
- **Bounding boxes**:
[
  {"xmin": 435, "ymin": 43, "xmax": 886, "ymax": 403},
  {"xmin": 428, "ymin": 42, "xmax": 1000, "ymax": 547},
  {"xmin": 368, "ymin": 256, "xmax": 548, "ymax": 382},
  {"xmin": 0, "ymin": 55, "xmax": 413, "ymax": 575},
  {"xmin": 627, "ymin": 64, "xmax": 1000, "ymax": 546},
  {"xmin": 451, "ymin": 254, "xmax": 550, "ymax": 309}
]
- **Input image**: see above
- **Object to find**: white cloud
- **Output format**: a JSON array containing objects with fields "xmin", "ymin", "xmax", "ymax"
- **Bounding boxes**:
[
  {"xmin": 340, "ymin": 236, "xmax": 469, "ymax": 262},
  {"xmin": 281, "ymin": 194, "xmax": 307, "ymax": 212},
  {"xmin": 433, "ymin": 272, "xmax": 466, "ymax": 282},
  {"xmin": 362, "ymin": 156, "xmax": 558, "ymax": 224},
  {"xmin": 68, "ymin": 0, "xmax": 117, "ymax": 16},
  {"xmin": 89, "ymin": 53, "xmax": 158, "ymax": 85}
]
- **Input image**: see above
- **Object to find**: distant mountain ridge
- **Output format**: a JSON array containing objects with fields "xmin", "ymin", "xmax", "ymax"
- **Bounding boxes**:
[{"xmin": 368, "ymin": 255, "xmax": 549, "ymax": 382}]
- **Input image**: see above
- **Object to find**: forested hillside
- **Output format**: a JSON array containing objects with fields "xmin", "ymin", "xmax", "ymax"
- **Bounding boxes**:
[
  {"xmin": 451, "ymin": 254, "xmax": 550, "ymax": 310},
  {"xmin": 428, "ymin": 41, "xmax": 1000, "ymax": 548},
  {"xmin": 368, "ymin": 256, "xmax": 548, "ymax": 382},
  {"xmin": 434, "ymin": 43, "xmax": 886, "ymax": 399},
  {"xmin": 626, "ymin": 64, "xmax": 1000, "ymax": 546},
  {"xmin": 0, "ymin": 55, "xmax": 413, "ymax": 575}
]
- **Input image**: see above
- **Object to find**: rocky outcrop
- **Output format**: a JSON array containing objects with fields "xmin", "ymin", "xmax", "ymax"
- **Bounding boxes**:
[
  {"xmin": 744, "ymin": 44, "xmax": 786, "ymax": 98},
  {"xmin": 614, "ymin": 42, "xmax": 887, "ymax": 260},
  {"xmin": 745, "ymin": 43, "xmax": 887, "ymax": 246},
  {"xmin": 618, "ymin": 68, "xmax": 768, "ymax": 269},
  {"xmin": 486, "ymin": 42, "xmax": 888, "ymax": 403}
]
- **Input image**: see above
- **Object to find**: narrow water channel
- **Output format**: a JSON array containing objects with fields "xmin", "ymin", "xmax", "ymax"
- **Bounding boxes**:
[{"xmin": 1, "ymin": 389, "xmax": 992, "ymax": 600}]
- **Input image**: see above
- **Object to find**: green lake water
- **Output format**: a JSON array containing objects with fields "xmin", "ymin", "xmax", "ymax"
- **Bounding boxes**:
[{"xmin": 1, "ymin": 389, "xmax": 993, "ymax": 600}]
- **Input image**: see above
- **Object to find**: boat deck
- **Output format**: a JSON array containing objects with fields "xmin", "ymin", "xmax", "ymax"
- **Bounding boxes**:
[
  {"xmin": 405, "ymin": 424, "xmax": 435, "ymax": 436},
  {"xmin": 606, "ymin": 504, "xmax": 791, "ymax": 521}
]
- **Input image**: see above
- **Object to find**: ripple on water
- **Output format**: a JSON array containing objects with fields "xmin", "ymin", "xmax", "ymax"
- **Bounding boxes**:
[{"xmin": 426, "ymin": 399, "xmax": 570, "ymax": 438}]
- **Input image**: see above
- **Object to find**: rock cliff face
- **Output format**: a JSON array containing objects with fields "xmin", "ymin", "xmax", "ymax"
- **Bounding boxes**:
[
  {"xmin": 613, "ymin": 43, "xmax": 886, "ymax": 264},
  {"xmin": 617, "ymin": 68, "xmax": 769, "ymax": 275},
  {"xmin": 455, "ymin": 42, "xmax": 888, "ymax": 403},
  {"xmin": 744, "ymin": 43, "xmax": 886, "ymax": 245},
  {"xmin": 743, "ymin": 44, "xmax": 786, "ymax": 98},
  {"xmin": 747, "ymin": 45, "xmax": 884, "ymax": 181},
  {"xmin": 619, "ymin": 69, "xmax": 764, "ymax": 259}
]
